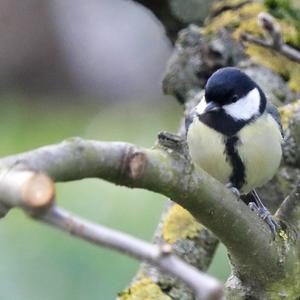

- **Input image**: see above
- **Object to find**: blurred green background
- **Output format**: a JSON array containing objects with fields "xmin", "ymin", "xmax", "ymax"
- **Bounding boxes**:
[
  {"xmin": 0, "ymin": 0, "xmax": 231, "ymax": 298},
  {"xmin": 0, "ymin": 94, "xmax": 230, "ymax": 300}
]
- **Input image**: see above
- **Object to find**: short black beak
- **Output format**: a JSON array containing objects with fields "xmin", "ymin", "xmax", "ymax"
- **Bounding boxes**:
[{"xmin": 203, "ymin": 101, "xmax": 220, "ymax": 113}]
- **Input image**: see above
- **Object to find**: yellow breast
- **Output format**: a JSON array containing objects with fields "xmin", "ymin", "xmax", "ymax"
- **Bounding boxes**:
[
  {"xmin": 237, "ymin": 114, "xmax": 282, "ymax": 193},
  {"xmin": 187, "ymin": 114, "xmax": 282, "ymax": 193},
  {"xmin": 187, "ymin": 119, "xmax": 232, "ymax": 184}
]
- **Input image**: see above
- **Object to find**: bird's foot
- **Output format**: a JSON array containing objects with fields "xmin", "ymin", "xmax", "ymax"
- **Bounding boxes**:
[
  {"xmin": 226, "ymin": 183, "xmax": 240, "ymax": 198},
  {"xmin": 249, "ymin": 202, "xmax": 281, "ymax": 238}
]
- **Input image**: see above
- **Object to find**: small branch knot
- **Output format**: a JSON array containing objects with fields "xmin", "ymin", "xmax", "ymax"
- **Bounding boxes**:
[
  {"xmin": 160, "ymin": 243, "xmax": 173, "ymax": 256},
  {"xmin": 157, "ymin": 131, "xmax": 188, "ymax": 157}
]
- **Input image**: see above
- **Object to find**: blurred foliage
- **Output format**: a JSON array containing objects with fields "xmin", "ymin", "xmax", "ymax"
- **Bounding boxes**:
[{"xmin": 0, "ymin": 94, "xmax": 229, "ymax": 299}]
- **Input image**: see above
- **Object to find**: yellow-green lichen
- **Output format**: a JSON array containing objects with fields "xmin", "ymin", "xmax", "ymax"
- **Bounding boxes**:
[
  {"xmin": 286, "ymin": 69, "xmax": 300, "ymax": 92},
  {"xmin": 208, "ymin": 0, "xmax": 300, "ymax": 47},
  {"xmin": 265, "ymin": 0, "xmax": 300, "ymax": 48},
  {"xmin": 234, "ymin": 5, "xmax": 266, "ymax": 40},
  {"xmin": 205, "ymin": 9, "xmax": 240, "ymax": 34},
  {"xmin": 205, "ymin": 1, "xmax": 300, "ymax": 92},
  {"xmin": 212, "ymin": 0, "xmax": 248, "ymax": 10},
  {"xmin": 279, "ymin": 229, "xmax": 288, "ymax": 240},
  {"xmin": 278, "ymin": 99, "xmax": 300, "ymax": 129},
  {"xmin": 117, "ymin": 277, "xmax": 171, "ymax": 300},
  {"xmin": 279, "ymin": 20, "xmax": 299, "ymax": 46},
  {"xmin": 205, "ymin": 2, "xmax": 265, "ymax": 35},
  {"xmin": 245, "ymin": 44, "xmax": 300, "ymax": 93},
  {"xmin": 207, "ymin": 0, "xmax": 300, "ymax": 49},
  {"xmin": 162, "ymin": 204, "xmax": 203, "ymax": 244}
]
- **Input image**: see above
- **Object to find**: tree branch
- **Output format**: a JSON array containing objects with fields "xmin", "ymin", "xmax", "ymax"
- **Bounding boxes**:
[
  {"xmin": 0, "ymin": 138, "xmax": 282, "ymax": 280},
  {"xmin": 0, "ymin": 168, "xmax": 223, "ymax": 300},
  {"xmin": 241, "ymin": 12, "xmax": 300, "ymax": 63}
]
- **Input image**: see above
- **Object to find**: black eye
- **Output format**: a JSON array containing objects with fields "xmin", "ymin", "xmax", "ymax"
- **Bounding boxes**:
[{"xmin": 231, "ymin": 94, "xmax": 239, "ymax": 103}]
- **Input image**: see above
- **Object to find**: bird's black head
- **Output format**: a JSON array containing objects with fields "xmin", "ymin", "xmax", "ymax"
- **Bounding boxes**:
[
  {"xmin": 205, "ymin": 67, "xmax": 256, "ymax": 105},
  {"xmin": 198, "ymin": 67, "xmax": 266, "ymax": 119},
  {"xmin": 195, "ymin": 67, "xmax": 267, "ymax": 135}
]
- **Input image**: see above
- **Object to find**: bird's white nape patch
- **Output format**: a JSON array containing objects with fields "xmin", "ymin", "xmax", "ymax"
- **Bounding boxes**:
[
  {"xmin": 196, "ymin": 96, "xmax": 207, "ymax": 115},
  {"xmin": 223, "ymin": 88, "xmax": 261, "ymax": 120}
]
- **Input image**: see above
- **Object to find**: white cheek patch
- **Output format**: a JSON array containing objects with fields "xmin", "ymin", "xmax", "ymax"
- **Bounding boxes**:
[
  {"xmin": 196, "ymin": 97, "xmax": 207, "ymax": 115},
  {"xmin": 223, "ymin": 88, "xmax": 261, "ymax": 120}
]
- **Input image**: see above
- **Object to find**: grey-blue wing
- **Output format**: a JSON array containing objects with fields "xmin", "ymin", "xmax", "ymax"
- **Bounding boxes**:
[{"xmin": 266, "ymin": 101, "xmax": 284, "ymax": 137}]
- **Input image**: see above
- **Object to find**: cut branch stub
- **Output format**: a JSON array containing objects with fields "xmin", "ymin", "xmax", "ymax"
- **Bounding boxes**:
[
  {"xmin": 0, "ymin": 168, "xmax": 55, "ymax": 215},
  {"xmin": 128, "ymin": 152, "xmax": 147, "ymax": 180},
  {"xmin": 22, "ymin": 173, "xmax": 55, "ymax": 210}
]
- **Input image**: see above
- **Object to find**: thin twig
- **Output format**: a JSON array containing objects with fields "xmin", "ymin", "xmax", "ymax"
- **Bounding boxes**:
[
  {"xmin": 241, "ymin": 12, "xmax": 300, "ymax": 63},
  {"xmin": 41, "ymin": 205, "xmax": 223, "ymax": 300}
]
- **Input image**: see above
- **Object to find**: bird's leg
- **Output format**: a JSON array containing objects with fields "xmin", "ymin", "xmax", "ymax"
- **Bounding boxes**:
[
  {"xmin": 225, "ymin": 183, "xmax": 240, "ymax": 198},
  {"xmin": 226, "ymin": 185, "xmax": 280, "ymax": 237},
  {"xmin": 249, "ymin": 189, "xmax": 281, "ymax": 237}
]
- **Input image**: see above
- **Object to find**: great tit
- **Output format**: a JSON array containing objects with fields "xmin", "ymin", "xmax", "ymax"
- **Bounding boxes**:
[{"xmin": 186, "ymin": 67, "xmax": 283, "ymax": 234}]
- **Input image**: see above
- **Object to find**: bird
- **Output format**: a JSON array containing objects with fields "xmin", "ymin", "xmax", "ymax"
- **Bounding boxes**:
[{"xmin": 186, "ymin": 67, "xmax": 283, "ymax": 235}]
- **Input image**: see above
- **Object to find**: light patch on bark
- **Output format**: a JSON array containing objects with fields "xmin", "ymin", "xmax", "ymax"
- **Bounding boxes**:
[{"xmin": 162, "ymin": 204, "xmax": 203, "ymax": 244}]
